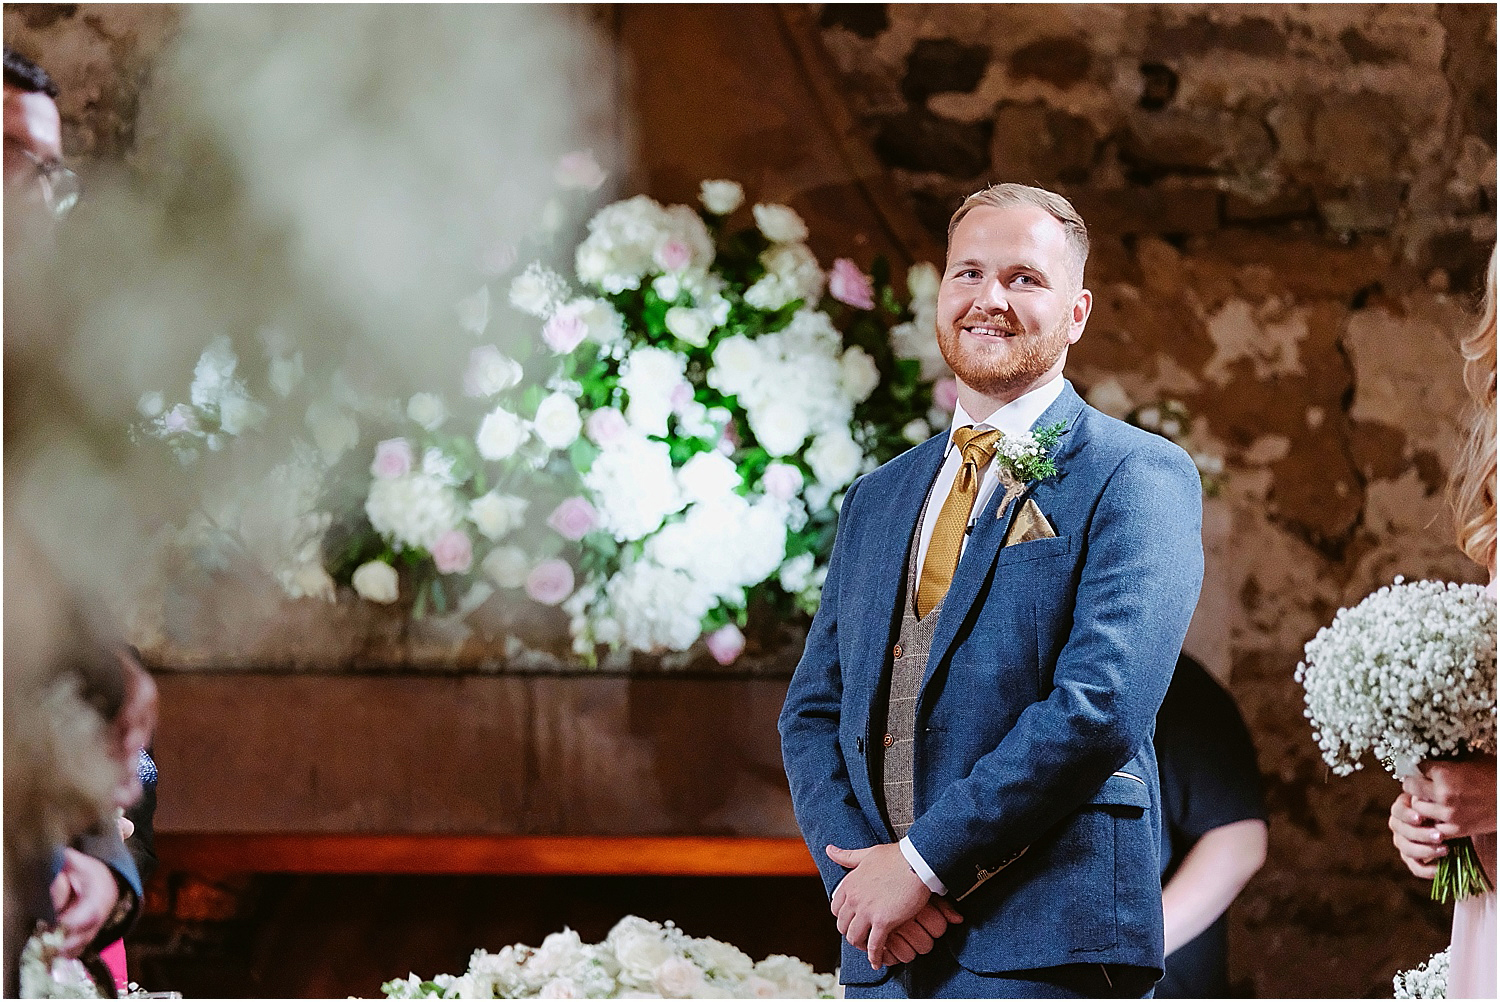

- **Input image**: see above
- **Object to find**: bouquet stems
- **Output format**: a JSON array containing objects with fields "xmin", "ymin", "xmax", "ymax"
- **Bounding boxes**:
[{"xmin": 1432, "ymin": 835, "xmax": 1493, "ymax": 903}]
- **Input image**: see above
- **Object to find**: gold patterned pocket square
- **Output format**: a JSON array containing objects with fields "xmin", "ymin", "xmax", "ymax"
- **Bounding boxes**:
[{"xmin": 1002, "ymin": 498, "xmax": 1057, "ymax": 547}]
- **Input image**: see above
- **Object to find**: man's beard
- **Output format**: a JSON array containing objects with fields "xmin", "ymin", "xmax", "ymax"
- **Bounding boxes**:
[{"xmin": 937, "ymin": 311, "xmax": 1072, "ymax": 400}]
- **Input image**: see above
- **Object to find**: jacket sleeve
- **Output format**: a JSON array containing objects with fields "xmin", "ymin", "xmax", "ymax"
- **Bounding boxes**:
[
  {"xmin": 73, "ymin": 823, "xmax": 143, "ymax": 948},
  {"xmin": 904, "ymin": 440, "xmax": 1204, "ymax": 889},
  {"xmin": 778, "ymin": 475, "xmax": 883, "ymax": 897}
]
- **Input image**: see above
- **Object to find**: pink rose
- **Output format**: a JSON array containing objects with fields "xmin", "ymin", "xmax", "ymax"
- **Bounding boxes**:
[
  {"xmin": 525, "ymin": 558, "xmax": 575, "ymax": 606},
  {"xmin": 371, "ymin": 438, "xmax": 415, "ymax": 479},
  {"xmin": 705, "ymin": 624, "xmax": 746, "ymax": 666},
  {"xmin": 670, "ymin": 381, "xmax": 694, "ymax": 414},
  {"xmin": 546, "ymin": 497, "xmax": 599, "ymax": 541},
  {"xmin": 163, "ymin": 405, "xmax": 194, "ymax": 433},
  {"xmin": 585, "ymin": 407, "xmax": 629, "ymax": 446},
  {"xmin": 542, "ymin": 304, "xmax": 588, "ymax": 354},
  {"xmin": 431, "ymin": 529, "xmax": 473, "ymax": 574},
  {"xmin": 654, "ymin": 238, "xmax": 692, "ymax": 273},
  {"xmin": 554, "ymin": 150, "xmax": 606, "ymax": 191},
  {"xmin": 761, "ymin": 462, "xmax": 804, "ymax": 502},
  {"xmin": 829, "ymin": 257, "xmax": 876, "ymax": 310},
  {"xmin": 933, "ymin": 377, "xmax": 959, "ymax": 413},
  {"xmin": 480, "ymin": 242, "xmax": 518, "ymax": 277}
]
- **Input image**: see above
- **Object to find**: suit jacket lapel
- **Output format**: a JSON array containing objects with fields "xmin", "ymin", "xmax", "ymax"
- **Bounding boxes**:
[{"xmin": 921, "ymin": 381, "xmax": 1088, "ymax": 697}]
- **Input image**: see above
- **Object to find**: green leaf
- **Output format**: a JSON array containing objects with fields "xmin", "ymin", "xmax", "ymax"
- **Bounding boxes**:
[
  {"xmin": 569, "ymin": 437, "xmax": 601, "ymax": 474},
  {"xmin": 431, "ymin": 578, "xmax": 448, "ymax": 615}
]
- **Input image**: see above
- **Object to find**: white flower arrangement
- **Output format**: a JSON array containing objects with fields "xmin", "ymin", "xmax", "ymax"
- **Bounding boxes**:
[
  {"xmin": 19, "ymin": 927, "xmax": 102, "ymax": 999},
  {"xmin": 380, "ymin": 915, "xmax": 837, "ymax": 999},
  {"xmin": 134, "ymin": 162, "xmax": 949, "ymax": 663},
  {"xmin": 1393, "ymin": 948, "xmax": 1449, "ymax": 999},
  {"xmin": 1296, "ymin": 577, "xmax": 1497, "ymax": 901}
]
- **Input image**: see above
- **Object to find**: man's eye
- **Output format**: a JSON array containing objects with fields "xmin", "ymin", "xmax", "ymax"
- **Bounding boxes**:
[{"xmin": 1013, "ymin": 274, "xmax": 1039, "ymax": 286}]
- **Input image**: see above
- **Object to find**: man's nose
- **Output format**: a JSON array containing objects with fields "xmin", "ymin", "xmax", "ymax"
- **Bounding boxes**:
[{"xmin": 973, "ymin": 275, "xmax": 1008, "ymax": 313}]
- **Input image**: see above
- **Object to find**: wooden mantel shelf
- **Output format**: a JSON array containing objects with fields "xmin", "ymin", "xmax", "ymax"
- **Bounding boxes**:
[{"xmin": 156, "ymin": 834, "xmax": 819, "ymax": 877}]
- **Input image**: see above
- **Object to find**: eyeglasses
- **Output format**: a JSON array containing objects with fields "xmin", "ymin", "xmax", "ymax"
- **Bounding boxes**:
[{"xmin": 5, "ymin": 145, "xmax": 82, "ymax": 218}]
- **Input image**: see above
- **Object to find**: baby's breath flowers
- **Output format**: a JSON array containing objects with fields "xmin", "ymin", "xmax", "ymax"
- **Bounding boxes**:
[
  {"xmin": 1296, "ymin": 577, "xmax": 1497, "ymax": 902},
  {"xmin": 1393, "ymin": 947, "xmax": 1450, "ymax": 999},
  {"xmin": 996, "ymin": 421, "xmax": 1067, "ymax": 483}
]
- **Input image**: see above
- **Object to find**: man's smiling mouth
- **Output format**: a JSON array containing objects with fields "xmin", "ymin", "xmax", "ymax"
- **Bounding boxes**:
[{"xmin": 962, "ymin": 322, "xmax": 1020, "ymax": 339}]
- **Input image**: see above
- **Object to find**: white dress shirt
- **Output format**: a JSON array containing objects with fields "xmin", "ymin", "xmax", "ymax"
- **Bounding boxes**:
[{"xmin": 899, "ymin": 374, "xmax": 1066, "ymax": 895}]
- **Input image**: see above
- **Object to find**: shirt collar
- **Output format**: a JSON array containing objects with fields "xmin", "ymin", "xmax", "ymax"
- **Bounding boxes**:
[{"xmin": 944, "ymin": 374, "xmax": 1066, "ymax": 455}]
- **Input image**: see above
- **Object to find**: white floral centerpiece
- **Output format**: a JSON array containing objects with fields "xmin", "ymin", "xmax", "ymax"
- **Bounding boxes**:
[
  {"xmin": 1393, "ymin": 947, "xmax": 1449, "ymax": 999},
  {"xmin": 380, "ymin": 915, "xmax": 837, "ymax": 999},
  {"xmin": 138, "ymin": 161, "xmax": 949, "ymax": 666},
  {"xmin": 1295, "ymin": 577, "xmax": 1497, "ymax": 901}
]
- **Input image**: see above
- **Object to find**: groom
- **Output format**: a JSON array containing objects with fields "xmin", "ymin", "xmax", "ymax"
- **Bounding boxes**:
[{"xmin": 779, "ymin": 183, "xmax": 1203, "ymax": 998}]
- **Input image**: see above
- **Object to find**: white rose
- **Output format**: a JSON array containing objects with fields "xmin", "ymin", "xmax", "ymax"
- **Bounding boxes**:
[
  {"xmin": 406, "ymin": 392, "xmax": 448, "ymax": 431},
  {"xmin": 268, "ymin": 352, "xmax": 304, "ymax": 397},
  {"xmin": 611, "ymin": 923, "xmax": 675, "ymax": 984},
  {"xmin": 902, "ymin": 418, "xmax": 932, "ymax": 443},
  {"xmin": 706, "ymin": 336, "xmax": 762, "ymax": 398},
  {"xmin": 652, "ymin": 957, "xmax": 706, "ymax": 999},
  {"xmin": 533, "ymin": 392, "xmax": 583, "ymax": 450},
  {"xmin": 839, "ymin": 346, "xmax": 881, "ymax": 403},
  {"xmin": 482, "ymin": 546, "xmax": 530, "ymax": 588},
  {"xmin": 468, "ymin": 492, "xmax": 528, "ymax": 541},
  {"xmin": 619, "ymin": 346, "xmax": 687, "ymax": 438},
  {"xmin": 456, "ymin": 285, "xmax": 490, "ymax": 335},
  {"xmin": 306, "ymin": 401, "xmax": 359, "ymax": 464},
  {"xmin": 700, "ymin": 180, "xmax": 744, "ymax": 216},
  {"xmin": 907, "ymin": 261, "xmax": 941, "ymax": 302},
  {"xmin": 752, "ymin": 203, "xmax": 809, "ymax": 244},
  {"xmin": 748, "ymin": 399, "xmax": 810, "ymax": 457},
  {"xmin": 806, "ymin": 428, "xmax": 863, "ymax": 487},
  {"xmin": 476, "ymin": 407, "xmax": 529, "ymax": 461},
  {"xmin": 576, "ymin": 298, "xmax": 626, "ymax": 345},
  {"xmin": 678, "ymin": 450, "xmax": 742, "ymax": 505},
  {"xmin": 509, "ymin": 262, "xmax": 568, "ymax": 318},
  {"xmin": 283, "ymin": 562, "xmax": 335, "ymax": 602},
  {"xmin": 352, "ymin": 560, "xmax": 399, "ymax": 604},
  {"xmin": 466, "ymin": 346, "xmax": 524, "ymax": 397},
  {"xmin": 664, "ymin": 306, "xmax": 714, "ymax": 348},
  {"xmin": 218, "ymin": 393, "xmax": 268, "ymax": 435}
]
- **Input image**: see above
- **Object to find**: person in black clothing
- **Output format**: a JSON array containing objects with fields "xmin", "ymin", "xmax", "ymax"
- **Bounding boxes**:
[{"xmin": 1154, "ymin": 654, "xmax": 1268, "ymax": 998}]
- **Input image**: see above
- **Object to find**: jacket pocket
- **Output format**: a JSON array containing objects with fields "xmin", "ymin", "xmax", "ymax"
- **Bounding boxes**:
[{"xmin": 997, "ymin": 533, "xmax": 1072, "ymax": 565}]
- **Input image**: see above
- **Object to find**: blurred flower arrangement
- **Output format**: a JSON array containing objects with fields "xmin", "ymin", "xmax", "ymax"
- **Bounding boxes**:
[
  {"xmin": 1393, "ymin": 947, "xmax": 1449, "ymax": 999},
  {"xmin": 135, "ymin": 157, "xmax": 950, "ymax": 664},
  {"xmin": 381, "ymin": 915, "xmax": 837, "ymax": 999}
]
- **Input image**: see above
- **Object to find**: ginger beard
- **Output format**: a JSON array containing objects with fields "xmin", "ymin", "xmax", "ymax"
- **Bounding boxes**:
[{"xmin": 936, "ymin": 307, "xmax": 1074, "ymax": 401}]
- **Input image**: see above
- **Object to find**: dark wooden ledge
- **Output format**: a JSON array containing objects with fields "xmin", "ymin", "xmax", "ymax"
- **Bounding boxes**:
[{"xmin": 156, "ymin": 834, "xmax": 819, "ymax": 877}]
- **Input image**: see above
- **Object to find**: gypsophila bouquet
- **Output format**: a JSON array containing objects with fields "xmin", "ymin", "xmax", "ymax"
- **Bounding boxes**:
[
  {"xmin": 1295, "ymin": 577, "xmax": 1497, "ymax": 901},
  {"xmin": 1393, "ymin": 948, "xmax": 1449, "ymax": 999},
  {"xmin": 380, "ymin": 915, "xmax": 837, "ymax": 999},
  {"xmin": 18, "ymin": 927, "xmax": 102, "ymax": 999}
]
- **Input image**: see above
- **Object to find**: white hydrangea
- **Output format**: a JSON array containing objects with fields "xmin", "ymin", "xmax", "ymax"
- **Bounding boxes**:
[
  {"xmin": 805, "ymin": 428, "xmax": 862, "ymax": 489},
  {"xmin": 574, "ymin": 195, "xmax": 714, "ymax": 295},
  {"xmin": 365, "ymin": 471, "xmax": 465, "ymax": 552},
  {"xmin": 604, "ymin": 559, "xmax": 716, "ymax": 652},
  {"xmin": 1296, "ymin": 579, "xmax": 1497, "ymax": 777},
  {"xmin": 509, "ymin": 262, "xmax": 569, "ymax": 318},
  {"xmin": 1394, "ymin": 948, "xmax": 1449, "ymax": 999},
  {"xmin": 646, "ymin": 495, "xmax": 787, "ymax": 605},
  {"xmin": 743, "ymin": 243, "xmax": 824, "ymax": 311},
  {"xmin": 583, "ymin": 433, "xmax": 686, "ymax": 541},
  {"xmin": 677, "ymin": 450, "xmax": 742, "ymax": 506},
  {"xmin": 618, "ymin": 346, "xmax": 687, "ymax": 438}
]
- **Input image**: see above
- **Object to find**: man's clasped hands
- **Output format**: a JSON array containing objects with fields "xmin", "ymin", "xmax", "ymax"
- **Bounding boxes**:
[{"xmin": 826, "ymin": 843, "xmax": 964, "ymax": 971}]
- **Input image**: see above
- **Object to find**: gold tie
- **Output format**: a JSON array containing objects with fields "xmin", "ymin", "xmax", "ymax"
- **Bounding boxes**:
[{"xmin": 916, "ymin": 427, "xmax": 1003, "ymax": 618}]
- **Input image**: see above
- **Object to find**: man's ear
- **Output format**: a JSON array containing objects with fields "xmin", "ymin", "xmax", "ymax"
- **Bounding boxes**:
[{"xmin": 1068, "ymin": 288, "xmax": 1092, "ymax": 345}]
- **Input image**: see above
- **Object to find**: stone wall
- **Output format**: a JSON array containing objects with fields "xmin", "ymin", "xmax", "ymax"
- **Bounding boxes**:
[
  {"xmin": 7, "ymin": 4, "xmax": 1496, "ymax": 997},
  {"xmin": 816, "ymin": 4, "xmax": 1495, "ymax": 997}
]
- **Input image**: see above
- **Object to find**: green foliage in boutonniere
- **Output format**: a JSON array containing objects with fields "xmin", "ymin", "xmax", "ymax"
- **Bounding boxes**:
[{"xmin": 997, "ymin": 421, "xmax": 1067, "ymax": 483}]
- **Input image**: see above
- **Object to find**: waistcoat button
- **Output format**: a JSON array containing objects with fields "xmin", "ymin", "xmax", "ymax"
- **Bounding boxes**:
[
  {"xmin": 883, "ymin": 733, "xmax": 894, "ymax": 748},
  {"xmin": 893, "ymin": 643, "xmax": 903, "ymax": 659}
]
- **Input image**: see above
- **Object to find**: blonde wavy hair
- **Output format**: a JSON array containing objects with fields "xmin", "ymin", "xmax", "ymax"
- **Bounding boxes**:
[{"xmin": 1449, "ymin": 248, "xmax": 1497, "ymax": 573}]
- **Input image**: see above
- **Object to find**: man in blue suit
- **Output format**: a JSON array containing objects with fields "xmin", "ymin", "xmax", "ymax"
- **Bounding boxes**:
[{"xmin": 779, "ymin": 183, "xmax": 1203, "ymax": 998}]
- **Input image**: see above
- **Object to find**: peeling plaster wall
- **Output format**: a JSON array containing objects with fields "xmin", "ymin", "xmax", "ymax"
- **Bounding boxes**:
[
  {"xmin": 6, "ymin": 4, "xmax": 1496, "ymax": 997},
  {"xmin": 816, "ymin": 4, "xmax": 1494, "ymax": 997}
]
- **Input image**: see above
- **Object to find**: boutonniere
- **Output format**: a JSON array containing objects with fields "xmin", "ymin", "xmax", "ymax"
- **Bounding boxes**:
[{"xmin": 996, "ymin": 421, "xmax": 1067, "ymax": 484}]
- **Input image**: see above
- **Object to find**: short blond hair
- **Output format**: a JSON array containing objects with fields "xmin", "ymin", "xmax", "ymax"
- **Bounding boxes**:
[{"xmin": 947, "ymin": 183, "xmax": 1090, "ymax": 288}]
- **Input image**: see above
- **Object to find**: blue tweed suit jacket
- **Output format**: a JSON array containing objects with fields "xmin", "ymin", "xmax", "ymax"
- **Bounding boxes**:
[{"xmin": 778, "ymin": 379, "xmax": 1204, "ymax": 983}]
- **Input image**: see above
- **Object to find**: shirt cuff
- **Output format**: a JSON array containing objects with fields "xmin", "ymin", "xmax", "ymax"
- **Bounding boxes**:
[{"xmin": 899, "ymin": 836, "xmax": 948, "ymax": 895}]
